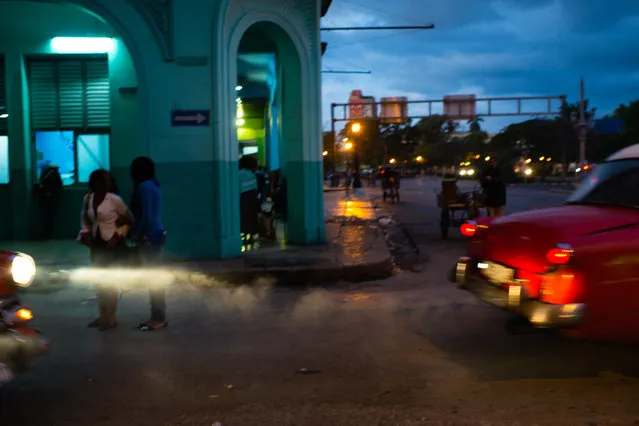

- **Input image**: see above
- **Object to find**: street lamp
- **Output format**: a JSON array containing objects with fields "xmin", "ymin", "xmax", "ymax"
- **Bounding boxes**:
[
  {"xmin": 416, "ymin": 156, "xmax": 423, "ymax": 162},
  {"xmin": 389, "ymin": 158, "xmax": 396, "ymax": 164},
  {"xmin": 349, "ymin": 122, "xmax": 363, "ymax": 189},
  {"xmin": 322, "ymin": 150, "xmax": 328, "ymax": 156}
]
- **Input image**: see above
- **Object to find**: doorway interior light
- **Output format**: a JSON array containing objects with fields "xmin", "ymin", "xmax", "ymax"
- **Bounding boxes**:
[{"xmin": 50, "ymin": 37, "xmax": 115, "ymax": 53}]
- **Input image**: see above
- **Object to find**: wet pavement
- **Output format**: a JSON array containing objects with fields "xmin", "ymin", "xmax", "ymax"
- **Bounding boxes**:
[{"xmin": 3, "ymin": 178, "xmax": 639, "ymax": 425}]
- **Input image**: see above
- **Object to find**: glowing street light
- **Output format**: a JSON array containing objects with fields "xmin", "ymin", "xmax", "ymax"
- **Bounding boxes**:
[
  {"xmin": 485, "ymin": 156, "xmax": 491, "ymax": 161},
  {"xmin": 235, "ymin": 85, "xmax": 243, "ymax": 91},
  {"xmin": 539, "ymin": 156, "xmax": 545, "ymax": 161},
  {"xmin": 322, "ymin": 150, "xmax": 328, "ymax": 156},
  {"xmin": 351, "ymin": 122, "xmax": 361, "ymax": 133},
  {"xmin": 389, "ymin": 158, "xmax": 396, "ymax": 164},
  {"xmin": 344, "ymin": 142, "xmax": 353, "ymax": 150},
  {"xmin": 415, "ymin": 156, "xmax": 424, "ymax": 162}
]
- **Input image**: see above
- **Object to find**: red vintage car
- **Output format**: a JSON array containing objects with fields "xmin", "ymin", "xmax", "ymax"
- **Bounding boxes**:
[{"xmin": 453, "ymin": 144, "xmax": 639, "ymax": 343}]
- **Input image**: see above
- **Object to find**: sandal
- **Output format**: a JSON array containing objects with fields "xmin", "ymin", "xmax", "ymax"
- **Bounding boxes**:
[
  {"xmin": 87, "ymin": 318, "xmax": 103, "ymax": 328},
  {"xmin": 137, "ymin": 321, "xmax": 168, "ymax": 331},
  {"xmin": 99, "ymin": 322, "xmax": 118, "ymax": 331}
]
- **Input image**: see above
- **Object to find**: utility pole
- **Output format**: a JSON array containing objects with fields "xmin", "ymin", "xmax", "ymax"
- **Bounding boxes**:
[
  {"xmin": 330, "ymin": 103, "xmax": 340, "ymax": 187},
  {"xmin": 578, "ymin": 77, "xmax": 587, "ymax": 166}
]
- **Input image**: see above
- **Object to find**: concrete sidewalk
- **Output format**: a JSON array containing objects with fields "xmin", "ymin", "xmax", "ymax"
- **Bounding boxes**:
[{"xmin": 7, "ymin": 192, "xmax": 391, "ymax": 289}]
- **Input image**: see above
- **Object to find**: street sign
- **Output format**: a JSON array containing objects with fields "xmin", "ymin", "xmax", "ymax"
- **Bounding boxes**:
[{"xmin": 171, "ymin": 110, "xmax": 210, "ymax": 126}]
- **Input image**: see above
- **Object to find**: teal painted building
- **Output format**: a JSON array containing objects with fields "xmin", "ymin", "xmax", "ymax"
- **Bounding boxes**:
[{"xmin": 0, "ymin": 0, "xmax": 331, "ymax": 259}]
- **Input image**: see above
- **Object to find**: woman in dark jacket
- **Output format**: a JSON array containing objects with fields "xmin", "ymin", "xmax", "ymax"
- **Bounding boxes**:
[
  {"xmin": 480, "ymin": 158, "xmax": 507, "ymax": 216},
  {"xmin": 129, "ymin": 157, "xmax": 168, "ymax": 331}
]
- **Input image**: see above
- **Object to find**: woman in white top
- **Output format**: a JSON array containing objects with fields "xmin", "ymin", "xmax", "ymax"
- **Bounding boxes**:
[{"xmin": 79, "ymin": 169, "xmax": 134, "ymax": 331}]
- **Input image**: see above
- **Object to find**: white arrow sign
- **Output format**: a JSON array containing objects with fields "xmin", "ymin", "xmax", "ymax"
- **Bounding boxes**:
[{"xmin": 175, "ymin": 113, "xmax": 207, "ymax": 124}]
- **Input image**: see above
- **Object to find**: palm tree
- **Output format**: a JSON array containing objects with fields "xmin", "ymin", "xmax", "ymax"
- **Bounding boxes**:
[{"xmin": 467, "ymin": 116, "xmax": 484, "ymax": 133}]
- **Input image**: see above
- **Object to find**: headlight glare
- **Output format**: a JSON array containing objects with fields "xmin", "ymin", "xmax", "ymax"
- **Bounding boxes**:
[{"xmin": 11, "ymin": 254, "xmax": 36, "ymax": 287}]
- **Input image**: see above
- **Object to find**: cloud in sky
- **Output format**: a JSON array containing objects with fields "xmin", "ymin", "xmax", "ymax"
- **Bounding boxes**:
[{"xmin": 320, "ymin": 0, "xmax": 639, "ymax": 132}]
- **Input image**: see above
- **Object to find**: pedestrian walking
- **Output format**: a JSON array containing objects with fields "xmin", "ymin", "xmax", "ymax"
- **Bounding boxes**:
[{"xmin": 481, "ymin": 158, "xmax": 507, "ymax": 217}]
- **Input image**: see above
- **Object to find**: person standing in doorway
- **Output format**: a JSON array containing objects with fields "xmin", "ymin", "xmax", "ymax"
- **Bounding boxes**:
[
  {"xmin": 39, "ymin": 163, "xmax": 63, "ymax": 239},
  {"xmin": 239, "ymin": 156, "xmax": 259, "ymax": 250},
  {"xmin": 481, "ymin": 157, "xmax": 507, "ymax": 217},
  {"xmin": 129, "ymin": 157, "xmax": 168, "ymax": 331}
]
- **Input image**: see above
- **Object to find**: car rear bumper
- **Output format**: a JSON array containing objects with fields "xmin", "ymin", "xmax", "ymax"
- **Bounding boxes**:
[{"xmin": 454, "ymin": 257, "xmax": 585, "ymax": 328}]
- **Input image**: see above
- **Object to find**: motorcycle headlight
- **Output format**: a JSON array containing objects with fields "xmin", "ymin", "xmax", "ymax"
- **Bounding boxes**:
[
  {"xmin": 11, "ymin": 254, "xmax": 36, "ymax": 287},
  {"xmin": 16, "ymin": 308, "xmax": 33, "ymax": 322}
]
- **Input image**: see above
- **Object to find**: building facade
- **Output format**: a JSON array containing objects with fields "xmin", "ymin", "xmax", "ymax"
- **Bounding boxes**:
[{"xmin": 0, "ymin": 0, "xmax": 330, "ymax": 259}]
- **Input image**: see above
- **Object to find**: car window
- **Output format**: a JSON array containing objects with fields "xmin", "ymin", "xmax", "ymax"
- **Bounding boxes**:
[{"xmin": 567, "ymin": 160, "xmax": 639, "ymax": 208}]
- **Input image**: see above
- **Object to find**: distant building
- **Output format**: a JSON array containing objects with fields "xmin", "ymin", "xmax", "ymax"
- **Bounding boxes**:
[
  {"xmin": 348, "ymin": 90, "xmax": 377, "ymax": 120},
  {"xmin": 380, "ymin": 97, "xmax": 408, "ymax": 124}
]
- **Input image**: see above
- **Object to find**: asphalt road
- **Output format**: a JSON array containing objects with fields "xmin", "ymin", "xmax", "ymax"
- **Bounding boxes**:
[{"xmin": 2, "ymin": 178, "xmax": 639, "ymax": 426}]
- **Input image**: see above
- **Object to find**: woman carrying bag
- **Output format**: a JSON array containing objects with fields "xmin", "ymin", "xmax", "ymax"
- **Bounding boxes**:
[{"xmin": 78, "ymin": 169, "xmax": 134, "ymax": 331}]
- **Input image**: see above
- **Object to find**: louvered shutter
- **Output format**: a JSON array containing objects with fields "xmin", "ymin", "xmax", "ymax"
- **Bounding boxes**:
[
  {"xmin": 28, "ymin": 56, "xmax": 110, "ymax": 130},
  {"xmin": 0, "ymin": 56, "xmax": 6, "ymax": 133},
  {"xmin": 58, "ymin": 60, "xmax": 84, "ymax": 128},
  {"xmin": 85, "ymin": 59, "xmax": 110, "ymax": 127},
  {"xmin": 28, "ymin": 60, "xmax": 60, "ymax": 129}
]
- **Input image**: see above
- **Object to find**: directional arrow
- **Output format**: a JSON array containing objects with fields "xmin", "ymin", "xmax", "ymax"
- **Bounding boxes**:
[
  {"xmin": 175, "ymin": 113, "xmax": 206, "ymax": 123},
  {"xmin": 171, "ymin": 110, "xmax": 210, "ymax": 127}
]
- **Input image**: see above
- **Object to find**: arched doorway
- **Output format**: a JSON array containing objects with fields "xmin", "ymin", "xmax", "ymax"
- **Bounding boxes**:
[
  {"xmin": 0, "ymin": 0, "xmax": 146, "ymax": 241},
  {"xmin": 223, "ymin": 18, "xmax": 325, "ymax": 256}
]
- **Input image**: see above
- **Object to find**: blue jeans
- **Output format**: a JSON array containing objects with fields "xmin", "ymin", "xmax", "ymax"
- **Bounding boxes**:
[{"xmin": 139, "ymin": 243, "xmax": 166, "ymax": 322}]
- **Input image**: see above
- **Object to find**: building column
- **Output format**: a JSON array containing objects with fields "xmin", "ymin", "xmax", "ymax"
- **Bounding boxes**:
[
  {"xmin": 267, "ymin": 103, "xmax": 280, "ymax": 171},
  {"xmin": 282, "ymin": 65, "xmax": 324, "ymax": 245},
  {"xmin": 5, "ymin": 50, "xmax": 32, "ymax": 240}
]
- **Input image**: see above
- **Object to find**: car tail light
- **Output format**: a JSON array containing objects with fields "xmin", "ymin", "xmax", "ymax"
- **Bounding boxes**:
[
  {"xmin": 546, "ymin": 243, "xmax": 573, "ymax": 265},
  {"xmin": 460, "ymin": 221, "xmax": 477, "ymax": 237},
  {"xmin": 540, "ymin": 269, "xmax": 583, "ymax": 304}
]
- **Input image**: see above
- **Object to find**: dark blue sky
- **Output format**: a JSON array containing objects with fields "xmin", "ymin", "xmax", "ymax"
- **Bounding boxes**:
[{"xmin": 321, "ymin": 0, "xmax": 639, "ymax": 132}]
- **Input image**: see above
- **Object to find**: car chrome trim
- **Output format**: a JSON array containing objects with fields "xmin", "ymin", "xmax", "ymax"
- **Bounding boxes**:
[{"xmin": 453, "ymin": 257, "xmax": 585, "ymax": 329}]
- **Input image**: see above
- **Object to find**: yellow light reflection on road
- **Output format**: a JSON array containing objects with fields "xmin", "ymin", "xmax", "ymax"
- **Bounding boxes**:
[{"xmin": 332, "ymin": 199, "xmax": 375, "ymax": 220}]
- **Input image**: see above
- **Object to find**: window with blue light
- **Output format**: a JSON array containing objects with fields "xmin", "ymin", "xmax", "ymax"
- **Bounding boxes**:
[
  {"xmin": 0, "ymin": 136, "xmax": 8, "ymax": 184},
  {"xmin": 77, "ymin": 134, "xmax": 110, "ymax": 183},
  {"xmin": 34, "ymin": 131, "xmax": 110, "ymax": 186},
  {"xmin": 35, "ymin": 131, "xmax": 75, "ymax": 186}
]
